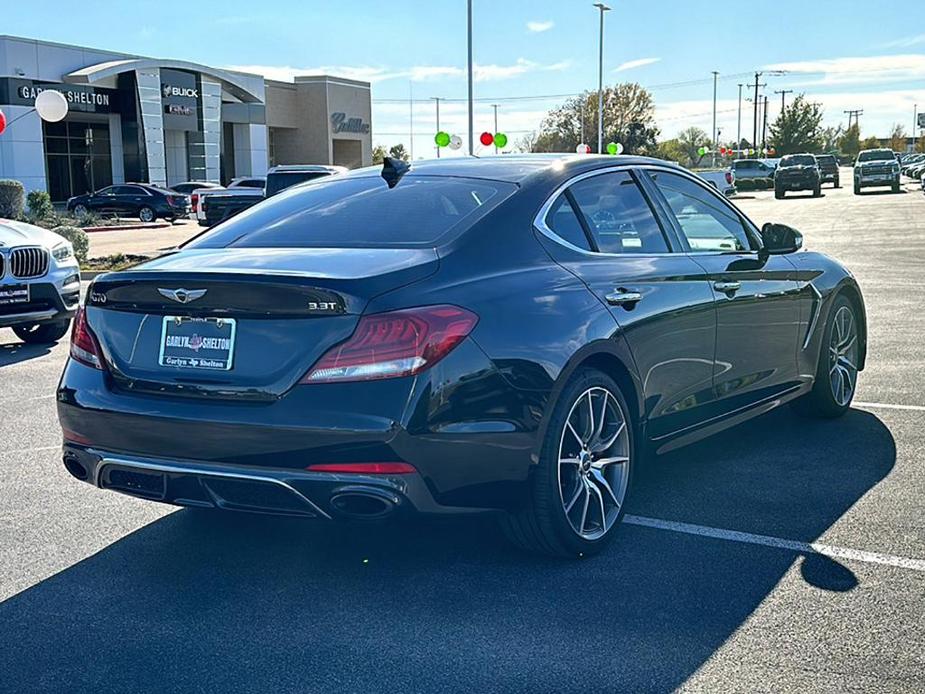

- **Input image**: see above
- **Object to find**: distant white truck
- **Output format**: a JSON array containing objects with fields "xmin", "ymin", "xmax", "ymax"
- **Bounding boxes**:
[{"xmin": 695, "ymin": 168, "xmax": 736, "ymax": 197}]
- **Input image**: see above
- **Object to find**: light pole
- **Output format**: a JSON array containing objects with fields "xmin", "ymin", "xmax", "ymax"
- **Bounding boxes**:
[
  {"xmin": 593, "ymin": 3, "xmax": 610, "ymax": 154},
  {"xmin": 711, "ymin": 71, "xmax": 719, "ymax": 167},
  {"xmin": 431, "ymin": 97, "xmax": 442, "ymax": 157},
  {"xmin": 736, "ymin": 83, "xmax": 743, "ymax": 157},
  {"xmin": 467, "ymin": 0, "xmax": 474, "ymax": 156},
  {"xmin": 492, "ymin": 103, "xmax": 499, "ymax": 153},
  {"xmin": 914, "ymin": 104, "xmax": 918, "ymax": 154}
]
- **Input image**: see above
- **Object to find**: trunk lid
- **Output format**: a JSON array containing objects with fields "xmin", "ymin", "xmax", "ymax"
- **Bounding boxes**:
[{"xmin": 86, "ymin": 247, "xmax": 438, "ymax": 400}]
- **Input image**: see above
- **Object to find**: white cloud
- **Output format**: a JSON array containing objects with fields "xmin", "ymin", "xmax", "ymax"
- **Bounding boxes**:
[
  {"xmin": 881, "ymin": 34, "xmax": 925, "ymax": 49},
  {"xmin": 614, "ymin": 57, "xmax": 661, "ymax": 72},
  {"xmin": 764, "ymin": 54, "xmax": 925, "ymax": 86},
  {"xmin": 527, "ymin": 20, "xmax": 554, "ymax": 33},
  {"xmin": 227, "ymin": 58, "xmax": 570, "ymax": 84}
]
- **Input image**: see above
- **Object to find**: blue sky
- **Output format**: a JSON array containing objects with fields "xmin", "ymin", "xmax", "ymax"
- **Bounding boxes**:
[{"xmin": 4, "ymin": 1, "xmax": 924, "ymax": 155}]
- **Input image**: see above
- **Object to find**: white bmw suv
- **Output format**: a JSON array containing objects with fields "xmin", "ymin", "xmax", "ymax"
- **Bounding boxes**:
[{"xmin": 0, "ymin": 219, "xmax": 80, "ymax": 344}]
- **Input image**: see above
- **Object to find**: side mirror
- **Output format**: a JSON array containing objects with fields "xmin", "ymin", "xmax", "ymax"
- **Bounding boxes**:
[{"xmin": 761, "ymin": 222, "xmax": 803, "ymax": 255}]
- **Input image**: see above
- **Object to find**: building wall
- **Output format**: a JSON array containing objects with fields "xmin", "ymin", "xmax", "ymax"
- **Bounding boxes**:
[{"xmin": 0, "ymin": 105, "xmax": 45, "ymax": 193}]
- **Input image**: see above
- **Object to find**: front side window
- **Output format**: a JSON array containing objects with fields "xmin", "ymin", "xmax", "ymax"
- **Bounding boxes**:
[
  {"xmin": 566, "ymin": 172, "xmax": 670, "ymax": 254},
  {"xmin": 647, "ymin": 171, "xmax": 752, "ymax": 253}
]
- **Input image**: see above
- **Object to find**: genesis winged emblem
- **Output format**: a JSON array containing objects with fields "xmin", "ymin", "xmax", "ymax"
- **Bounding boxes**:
[{"xmin": 158, "ymin": 288, "xmax": 207, "ymax": 304}]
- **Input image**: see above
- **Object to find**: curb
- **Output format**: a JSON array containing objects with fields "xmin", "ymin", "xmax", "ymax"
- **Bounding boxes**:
[{"xmin": 83, "ymin": 222, "xmax": 174, "ymax": 233}]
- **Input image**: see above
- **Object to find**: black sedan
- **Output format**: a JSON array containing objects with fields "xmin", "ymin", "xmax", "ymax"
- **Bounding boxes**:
[
  {"xmin": 57, "ymin": 155, "xmax": 866, "ymax": 558},
  {"xmin": 67, "ymin": 184, "xmax": 189, "ymax": 222}
]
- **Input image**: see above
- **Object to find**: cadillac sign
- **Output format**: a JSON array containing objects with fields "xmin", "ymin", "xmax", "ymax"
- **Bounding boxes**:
[{"xmin": 330, "ymin": 112, "xmax": 370, "ymax": 134}]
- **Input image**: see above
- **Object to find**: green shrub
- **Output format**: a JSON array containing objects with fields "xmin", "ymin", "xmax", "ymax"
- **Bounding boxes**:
[
  {"xmin": 0, "ymin": 180, "xmax": 25, "ymax": 219},
  {"xmin": 26, "ymin": 190, "xmax": 54, "ymax": 219},
  {"xmin": 52, "ymin": 225, "xmax": 90, "ymax": 265}
]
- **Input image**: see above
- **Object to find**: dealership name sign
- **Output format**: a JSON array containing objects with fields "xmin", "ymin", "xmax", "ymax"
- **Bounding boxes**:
[
  {"xmin": 17, "ymin": 84, "xmax": 109, "ymax": 107},
  {"xmin": 162, "ymin": 84, "xmax": 199, "ymax": 99},
  {"xmin": 331, "ymin": 112, "xmax": 370, "ymax": 134}
]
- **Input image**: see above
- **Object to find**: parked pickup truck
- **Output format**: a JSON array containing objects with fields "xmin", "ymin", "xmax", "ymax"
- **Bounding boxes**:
[
  {"xmin": 731, "ymin": 159, "xmax": 775, "ymax": 189},
  {"xmin": 695, "ymin": 168, "xmax": 736, "ymax": 197},
  {"xmin": 200, "ymin": 188, "xmax": 265, "ymax": 227},
  {"xmin": 193, "ymin": 176, "xmax": 266, "ymax": 226}
]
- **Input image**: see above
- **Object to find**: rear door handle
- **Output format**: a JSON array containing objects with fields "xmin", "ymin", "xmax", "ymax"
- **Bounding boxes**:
[
  {"xmin": 605, "ymin": 289, "xmax": 643, "ymax": 307},
  {"xmin": 713, "ymin": 281, "xmax": 741, "ymax": 294}
]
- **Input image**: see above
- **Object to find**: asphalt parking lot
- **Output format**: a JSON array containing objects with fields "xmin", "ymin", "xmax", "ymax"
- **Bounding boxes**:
[{"xmin": 1, "ymin": 168, "xmax": 924, "ymax": 692}]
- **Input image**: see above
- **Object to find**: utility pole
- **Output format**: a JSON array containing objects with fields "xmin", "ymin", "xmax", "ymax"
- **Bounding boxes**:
[
  {"xmin": 736, "ymin": 83, "xmax": 743, "ymax": 157},
  {"xmin": 711, "ymin": 71, "xmax": 719, "ymax": 167},
  {"xmin": 751, "ymin": 72, "xmax": 766, "ymax": 147},
  {"xmin": 408, "ymin": 81, "xmax": 414, "ymax": 160},
  {"xmin": 467, "ymin": 0, "xmax": 474, "ymax": 156},
  {"xmin": 593, "ymin": 3, "xmax": 611, "ymax": 154},
  {"xmin": 431, "ymin": 97, "xmax": 442, "ymax": 157},
  {"xmin": 844, "ymin": 109, "xmax": 864, "ymax": 131},
  {"xmin": 775, "ymin": 89, "xmax": 793, "ymax": 113},
  {"xmin": 491, "ymin": 103, "xmax": 499, "ymax": 153},
  {"xmin": 762, "ymin": 95, "xmax": 769, "ymax": 151}
]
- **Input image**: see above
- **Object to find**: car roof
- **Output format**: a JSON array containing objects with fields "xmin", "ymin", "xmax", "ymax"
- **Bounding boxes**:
[
  {"xmin": 268, "ymin": 165, "xmax": 347, "ymax": 174},
  {"xmin": 342, "ymin": 154, "xmax": 681, "ymax": 184}
]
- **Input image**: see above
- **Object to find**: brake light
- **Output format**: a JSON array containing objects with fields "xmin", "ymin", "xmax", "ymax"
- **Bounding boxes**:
[
  {"xmin": 70, "ymin": 306, "xmax": 102, "ymax": 369},
  {"xmin": 191, "ymin": 193, "xmax": 199, "ymax": 212},
  {"xmin": 306, "ymin": 463, "xmax": 416, "ymax": 474},
  {"xmin": 301, "ymin": 305, "xmax": 478, "ymax": 383}
]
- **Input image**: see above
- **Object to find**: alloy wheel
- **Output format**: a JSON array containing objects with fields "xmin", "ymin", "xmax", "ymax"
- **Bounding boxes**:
[
  {"xmin": 74, "ymin": 204, "xmax": 88, "ymax": 216},
  {"xmin": 139, "ymin": 207, "xmax": 155, "ymax": 223},
  {"xmin": 829, "ymin": 305, "xmax": 859, "ymax": 407},
  {"xmin": 557, "ymin": 387, "xmax": 630, "ymax": 541}
]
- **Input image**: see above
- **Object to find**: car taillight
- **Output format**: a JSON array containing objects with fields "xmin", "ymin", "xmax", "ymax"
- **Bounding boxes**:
[
  {"xmin": 191, "ymin": 193, "xmax": 199, "ymax": 212},
  {"xmin": 301, "ymin": 305, "xmax": 478, "ymax": 384},
  {"xmin": 70, "ymin": 306, "xmax": 102, "ymax": 369}
]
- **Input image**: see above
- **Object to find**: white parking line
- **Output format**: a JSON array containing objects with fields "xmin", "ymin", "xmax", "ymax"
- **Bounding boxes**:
[
  {"xmin": 624, "ymin": 515, "xmax": 925, "ymax": 573},
  {"xmin": 855, "ymin": 401, "xmax": 925, "ymax": 413}
]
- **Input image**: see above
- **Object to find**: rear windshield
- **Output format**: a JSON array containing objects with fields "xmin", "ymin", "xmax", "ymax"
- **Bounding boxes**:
[
  {"xmin": 265, "ymin": 172, "xmax": 331, "ymax": 197},
  {"xmin": 857, "ymin": 150, "xmax": 895, "ymax": 162},
  {"xmin": 733, "ymin": 160, "xmax": 759, "ymax": 169},
  {"xmin": 186, "ymin": 175, "xmax": 516, "ymax": 249},
  {"xmin": 816, "ymin": 155, "xmax": 836, "ymax": 164},
  {"xmin": 780, "ymin": 155, "xmax": 816, "ymax": 167}
]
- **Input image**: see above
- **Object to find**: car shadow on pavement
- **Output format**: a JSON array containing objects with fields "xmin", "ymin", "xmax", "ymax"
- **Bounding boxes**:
[
  {"xmin": 0, "ymin": 340, "xmax": 53, "ymax": 367},
  {"xmin": 0, "ymin": 407, "xmax": 895, "ymax": 692}
]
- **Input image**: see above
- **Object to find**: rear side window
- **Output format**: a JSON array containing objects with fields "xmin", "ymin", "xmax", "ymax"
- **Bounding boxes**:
[
  {"xmin": 544, "ymin": 194, "xmax": 592, "ymax": 251},
  {"xmin": 567, "ymin": 171, "xmax": 670, "ymax": 254},
  {"xmin": 187, "ymin": 175, "xmax": 516, "ymax": 248}
]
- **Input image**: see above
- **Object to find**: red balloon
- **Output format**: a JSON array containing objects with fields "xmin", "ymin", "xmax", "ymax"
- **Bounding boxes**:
[
  {"xmin": 719, "ymin": 147, "xmax": 727, "ymax": 155},
  {"xmin": 0, "ymin": 109, "xmax": 6, "ymax": 136},
  {"xmin": 479, "ymin": 131, "xmax": 494, "ymax": 146}
]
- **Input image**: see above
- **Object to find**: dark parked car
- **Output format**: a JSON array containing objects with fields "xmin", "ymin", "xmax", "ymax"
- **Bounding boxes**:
[
  {"xmin": 57, "ymin": 155, "xmax": 867, "ymax": 558},
  {"xmin": 815, "ymin": 154, "xmax": 840, "ymax": 187},
  {"xmin": 67, "ymin": 184, "xmax": 189, "ymax": 222},
  {"xmin": 774, "ymin": 153, "xmax": 822, "ymax": 198}
]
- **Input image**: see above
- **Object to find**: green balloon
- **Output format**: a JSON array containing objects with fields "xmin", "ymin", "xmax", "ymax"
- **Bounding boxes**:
[
  {"xmin": 493, "ymin": 132, "xmax": 508, "ymax": 148},
  {"xmin": 435, "ymin": 131, "xmax": 450, "ymax": 147},
  {"xmin": 698, "ymin": 146, "xmax": 707, "ymax": 156},
  {"xmin": 606, "ymin": 142, "xmax": 618, "ymax": 155}
]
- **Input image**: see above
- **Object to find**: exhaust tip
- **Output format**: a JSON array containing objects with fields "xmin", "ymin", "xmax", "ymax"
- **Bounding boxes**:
[
  {"xmin": 63, "ymin": 454, "xmax": 88, "ymax": 481},
  {"xmin": 329, "ymin": 489, "xmax": 397, "ymax": 520}
]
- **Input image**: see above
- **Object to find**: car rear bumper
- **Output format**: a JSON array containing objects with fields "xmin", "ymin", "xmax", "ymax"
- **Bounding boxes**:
[
  {"xmin": 60, "ymin": 445, "xmax": 473, "ymax": 520},
  {"xmin": 776, "ymin": 177, "xmax": 818, "ymax": 190}
]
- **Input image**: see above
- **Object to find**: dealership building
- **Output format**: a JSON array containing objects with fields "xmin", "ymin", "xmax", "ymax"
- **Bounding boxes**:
[{"xmin": 0, "ymin": 35, "xmax": 372, "ymax": 201}]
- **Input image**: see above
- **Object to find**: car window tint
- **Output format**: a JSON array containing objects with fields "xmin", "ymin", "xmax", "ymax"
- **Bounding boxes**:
[
  {"xmin": 567, "ymin": 172, "xmax": 669, "ymax": 254},
  {"xmin": 647, "ymin": 171, "xmax": 751, "ymax": 253},
  {"xmin": 544, "ymin": 194, "xmax": 592, "ymax": 251},
  {"xmin": 187, "ymin": 175, "xmax": 516, "ymax": 248}
]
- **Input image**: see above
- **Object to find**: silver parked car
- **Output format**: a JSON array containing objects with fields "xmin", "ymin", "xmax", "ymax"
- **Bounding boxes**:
[{"xmin": 0, "ymin": 219, "xmax": 80, "ymax": 344}]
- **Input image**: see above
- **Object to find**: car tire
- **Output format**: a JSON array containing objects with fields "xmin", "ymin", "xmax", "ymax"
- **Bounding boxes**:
[
  {"xmin": 73, "ymin": 203, "xmax": 88, "ymax": 217},
  {"xmin": 500, "ymin": 368, "xmax": 634, "ymax": 558},
  {"xmin": 892, "ymin": 180, "xmax": 900, "ymax": 193},
  {"xmin": 774, "ymin": 187, "xmax": 784, "ymax": 199},
  {"xmin": 834, "ymin": 177, "xmax": 840, "ymax": 188},
  {"xmin": 813, "ymin": 184, "xmax": 822, "ymax": 197},
  {"xmin": 139, "ymin": 206, "xmax": 156, "ymax": 223},
  {"xmin": 12, "ymin": 319, "xmax": 71, "ymax": 345},
  {"xmin": 854, "ymin": 182, "xmax": 861, "ymax": 195},
  {"xmin": 791, "ymin": 295, "xmax": 859, "ymax": 419}
]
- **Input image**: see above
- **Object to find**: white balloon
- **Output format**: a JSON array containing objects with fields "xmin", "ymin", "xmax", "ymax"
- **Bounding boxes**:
[
  {"xmin": 35, "ymin": 90, "xmax": 69, "ymax": 122},
  {"xmin": 576, "ymin": 143, "xmax": 591, "ymax": 154},
  {"xmin": 448, "ymin": 134, "xmax": 462, "ymax": 150},
  {"xmin": 616, "ymin": 143, "xmax": 625, "ymax": 154}
]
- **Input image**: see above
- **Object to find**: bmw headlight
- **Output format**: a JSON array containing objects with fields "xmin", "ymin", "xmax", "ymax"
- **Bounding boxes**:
[{"xmin": 52, "ymin": 242, "xmax": 74, "ymax": 262}]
